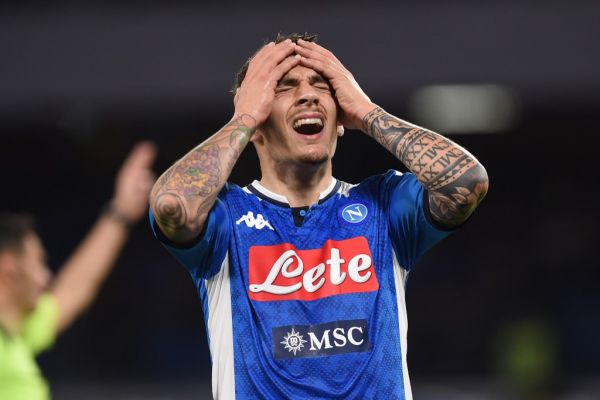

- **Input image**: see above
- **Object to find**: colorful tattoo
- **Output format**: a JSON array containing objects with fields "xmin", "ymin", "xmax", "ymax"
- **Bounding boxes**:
[
  {"xmin": 164, "ymin": 144, "xmax": 221, "ymax": 198},
  {"xmin": 152, "ymin": 114, "xmax": 256, "ymax": 235}
]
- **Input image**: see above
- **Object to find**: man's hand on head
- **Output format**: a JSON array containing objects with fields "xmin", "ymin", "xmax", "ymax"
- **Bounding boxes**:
[
  {"xmin": 234, "ymin": 39, "xmax": 301, "ymax": 125},
  {"xmin": 294, "ymin": 40, "xmax": 376, "ymax": 131}
]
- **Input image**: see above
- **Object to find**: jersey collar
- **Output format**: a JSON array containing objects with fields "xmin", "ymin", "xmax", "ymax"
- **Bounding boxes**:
[{"xmin": 246, "ymin": 178, "xmax": 341, "ymax": 208}]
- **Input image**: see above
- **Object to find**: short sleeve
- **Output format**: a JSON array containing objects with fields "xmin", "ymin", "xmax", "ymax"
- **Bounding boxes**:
[
  {"xmin": 149, "ymin": 194, "xmax": 231, "ymax": 280},
  {"xmin": 385, "ymin": 170, "xmax": 454, "ymax": 271},
  {"xmin": 21, "ymin": 293, "xmax": 59, "ymax": 356}
]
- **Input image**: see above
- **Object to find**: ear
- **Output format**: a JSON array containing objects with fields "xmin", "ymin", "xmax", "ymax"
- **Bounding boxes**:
[
  {"xmin": 233, "ymin": 89, "xmax": 239, "ymax": 106},
  {"xmin": 0, "ymin": 251, "xmax": 18, "ymax": 281},
  {"xmin": 336, "ymin": 123, "xmax": 345, "ymax": 137}
]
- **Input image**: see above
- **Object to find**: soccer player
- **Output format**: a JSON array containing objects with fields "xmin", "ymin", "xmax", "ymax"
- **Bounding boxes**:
[
  {"xmin": 0, "ymin": 142, "xmax": 156, "ymax": 400},
  {"xmin": 149, "ymin": 33, "xmax": 488, "ymax": 399}
]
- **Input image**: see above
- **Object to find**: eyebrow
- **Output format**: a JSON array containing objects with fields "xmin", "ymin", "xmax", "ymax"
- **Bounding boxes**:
[{"xmin": 277, "ymin": 73, "xmax": 329, "ymax": 87}]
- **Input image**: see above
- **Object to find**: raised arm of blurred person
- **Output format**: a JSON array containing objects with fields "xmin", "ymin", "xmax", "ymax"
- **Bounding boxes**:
[
  {"xmin": 50, "ymin": 141, "xmax": 156, "ymax": 334},
  {"xmin": 295, "ymin": 40, "xmax": 489, "ymax": 228},
  {"xmin": 150, "ymin": 39, "xmax": 301, "ymax": 244}
]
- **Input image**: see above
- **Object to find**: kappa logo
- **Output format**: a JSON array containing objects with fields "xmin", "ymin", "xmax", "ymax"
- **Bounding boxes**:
[
  {"xmin": 341, "ymin": 203, "xmax": 368, "ymax": 223},
  {"xmin": 273, "ymin": 319, "xmax": 370, "ymax": 359},
  {"xmin": 236, "ymin": 211, "xmax": 274, "ymax": 231}
]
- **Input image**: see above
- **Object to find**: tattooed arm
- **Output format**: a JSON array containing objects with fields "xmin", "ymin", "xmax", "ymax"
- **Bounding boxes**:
[
  {"xmin": 296, "ymin": 40, "xmax": 488, "ymax": 229},
  {"xmin": 150, "ymin": 39, "xmax": 301, "ymax": 243},
  {"xmin": 362, "ymin": 108, "xmax": 488, "ymax": 228},
  {"xmin": 150, "ymin": 116, "xmax": 256, "ymax": 243}
]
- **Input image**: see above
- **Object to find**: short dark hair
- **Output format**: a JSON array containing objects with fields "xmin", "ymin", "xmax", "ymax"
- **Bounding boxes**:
[
  {"xmin": 0, "ymin": 212, "xmax": 36, "ymax": 254},
  {"xmin": 232, "ymin": 32, "xmax": 318, "ymax": 94}
]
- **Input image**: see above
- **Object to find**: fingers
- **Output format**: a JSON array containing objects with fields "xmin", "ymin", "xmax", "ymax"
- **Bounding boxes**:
[
  {"xmin": 248, "ymin": 41, "xmax": 276, "ymax": 65},
  {"xmin": 295, "ymin": 50, "xmax": 344, "ymax": 81},
  {"xmin": 269, "ymin": 54, "xmax": 301, "ymax": 84},
  {"xmin": 294, "ymin": 44, "xmax": 348, "ymax": 81},
  {"xmin": 296, "ymin": 39, "xmax": 344, "ymax": 69},
  {"xmin": 245, "ymin": 39, "xmax": 297, "ymax": 81},
  {"xmin": 122, "ymin": 141, "xmax": 157, "ymax": 170}
]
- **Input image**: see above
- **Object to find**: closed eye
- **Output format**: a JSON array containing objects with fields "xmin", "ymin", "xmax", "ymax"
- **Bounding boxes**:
[
  {"xmin": 275, "ymin": 85, "xmax": 293, "ymax": 93},
  {"xmin": 314, "ymin": 83, "xmax": 331, "ymax": 91}
]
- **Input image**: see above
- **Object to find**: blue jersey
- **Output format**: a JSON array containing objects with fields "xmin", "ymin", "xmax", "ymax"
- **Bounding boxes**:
[{"xmin": 150, "ymin": 170, "xmax": 452, "ymax": 399}]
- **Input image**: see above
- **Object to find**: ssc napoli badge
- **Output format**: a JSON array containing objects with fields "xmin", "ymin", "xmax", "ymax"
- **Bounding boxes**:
[{"xmin": 340, "ymin": 203, "xmax": 368, "ymax": 224}]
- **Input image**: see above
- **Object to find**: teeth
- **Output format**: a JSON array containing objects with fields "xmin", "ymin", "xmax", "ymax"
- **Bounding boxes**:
[{"xmin": 293, "ymin": 118, "xmax": 323, "ymax": 129}]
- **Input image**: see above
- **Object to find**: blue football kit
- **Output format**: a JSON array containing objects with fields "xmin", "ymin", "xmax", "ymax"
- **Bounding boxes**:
[{"xmin": 150, "ymin": 170, "xmax": 452, "ymax": 399}]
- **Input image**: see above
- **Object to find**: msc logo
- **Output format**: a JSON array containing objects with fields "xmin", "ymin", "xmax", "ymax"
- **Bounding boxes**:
[
  {"xmin": 273, "ymin": 319, "xmax": 370, "ymax": 359},
  {"xmin": 341, "ymin": 203, "xmax": 368, "ymax": 223},
  {"xmin": 280, "ymin": 328, "xmax": 307, "ymax": 356},
  {"xmin": 236, "ymin": 211, "xmax": 274, "ymax": 231}
]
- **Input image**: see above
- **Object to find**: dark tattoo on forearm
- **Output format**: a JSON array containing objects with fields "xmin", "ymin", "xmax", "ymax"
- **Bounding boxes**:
[
  {"xmin": 363, "ymin": 109, "xmax": 415, "ymax": 151},
  {"xmin": 152, "ymin": 114, "xmax": 256, "ymax": 234},
  {"xmin": 363, "ymin": 107, "xmax": 488, "ymax": 227}
]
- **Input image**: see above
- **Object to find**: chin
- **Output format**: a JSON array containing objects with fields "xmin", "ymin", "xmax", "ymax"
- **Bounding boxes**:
[
  {"xmin": 24, "ymin": 293, "xmax": 43, "ymax": 312},
  {"xmin": 298, "ymin": 151, "xmax": 329, "ymax": 165}
]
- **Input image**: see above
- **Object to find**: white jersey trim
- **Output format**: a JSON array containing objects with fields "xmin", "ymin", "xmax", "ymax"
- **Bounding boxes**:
[
  {"xmin": 318, "ymin": 177, "xmax": 338, "ymax": 200},
  {"xmin": 392, "ymin": 250, "xmax": 413, "ymax": 400},
  {"xmin": 248, "ymin": 178, "xmax": 337, "ymax": 205},
  {"xmin": 205, "ymin": 252, "xmax": 235, "ymax": 400}
]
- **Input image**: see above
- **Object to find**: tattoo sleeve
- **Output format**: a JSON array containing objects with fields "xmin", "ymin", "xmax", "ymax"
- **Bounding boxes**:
[
  {"xmin": 150, "ymin": 114, "xmax": 256, "ymax": 242},
  {"xmin": 363, "ymin": 107, "xmax": 489, "ymax": 228}
]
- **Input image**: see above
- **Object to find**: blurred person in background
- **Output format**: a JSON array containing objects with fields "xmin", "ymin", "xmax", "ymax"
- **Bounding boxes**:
[
  {"xmin": 150, "ymin": 33, "xmax": 488, "ymax": 399},
  {"xmin": 0, "ymin": 141, "xmax": 156, "ymax": 400}
]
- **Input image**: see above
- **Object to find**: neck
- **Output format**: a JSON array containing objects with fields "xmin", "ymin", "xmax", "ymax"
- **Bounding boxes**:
[
  {"xmin": 259, "ymin": 160, "xmax": 333, "ymax": 207},
  {"xmin": 0, "ymin": 290, "xmax": 25, "ymax": 336}
]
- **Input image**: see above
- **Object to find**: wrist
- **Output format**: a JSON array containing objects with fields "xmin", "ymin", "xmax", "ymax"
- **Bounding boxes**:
[
  {"xmin": 356, "ymin": 102, "xmax": 378, "ymax": 124},
  {"xmin": 359, "ymin": 104, "xmax": 383, "ymax": 133},
  {"xmin": 101, "ymin": 202, "xmax": 134, "ymax": 229},
  {"xmin": 343, "ymin": 102, "xmax": 378, "ymax": 132},
  {"xmin": 231, "ymin": 112, "xmax": 259, "ymax": 127}
]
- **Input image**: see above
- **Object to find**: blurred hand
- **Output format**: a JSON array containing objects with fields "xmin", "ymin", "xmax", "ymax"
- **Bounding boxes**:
[
  {"xmin": 295, "ymin": 40, "xmax": 376, "ymax": 130},
  {"xmin": 234, "ymin": 39, "xmax": 301, "ymax": 125},
  {"xmin": 111, "ymin": 141, "xmax": 157, "ymax": 223}
]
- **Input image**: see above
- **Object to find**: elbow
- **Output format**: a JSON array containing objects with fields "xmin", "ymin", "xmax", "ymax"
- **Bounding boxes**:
[
  {"xmin": 151, "ymin": 191, "xmax": 188, "ymax": 233},
  {"xmin": 428, "ymin": 162, "xmax": 489, "ymax": 229},
  {"xmin": 472, "ymin": 163, "xmax": 489, "ymax": 204},
  {"xmin": 151, "ymin": 191, "xmax": 206, "ymax": 242}
]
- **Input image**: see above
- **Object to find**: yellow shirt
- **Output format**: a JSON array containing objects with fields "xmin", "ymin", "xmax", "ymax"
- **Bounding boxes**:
[{"xmin": 0, "ymin": 294, "xmax": 58, "ymax": 400}]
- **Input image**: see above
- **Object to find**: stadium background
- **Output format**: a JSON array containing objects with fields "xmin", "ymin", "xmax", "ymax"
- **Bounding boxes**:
[{"xmin": 1, "ymin": 1, "xmax": 598, "ymax": 398}]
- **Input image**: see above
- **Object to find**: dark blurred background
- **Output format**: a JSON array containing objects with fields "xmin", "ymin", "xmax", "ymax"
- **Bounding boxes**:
[{"xmin": 1, "ymin": 1, "xmax": 599, "ymax": 399}]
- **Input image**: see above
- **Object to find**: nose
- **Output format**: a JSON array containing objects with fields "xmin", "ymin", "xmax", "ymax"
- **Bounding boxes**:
[{"xmin": 296, "ymin": 83, "xmax": 319, "ymax": 107}]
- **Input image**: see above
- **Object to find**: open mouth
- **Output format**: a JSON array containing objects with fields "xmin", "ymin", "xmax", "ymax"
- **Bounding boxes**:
[{"xmin": 293, "ymin": 118, "xmax": 324, "ymax": 135}]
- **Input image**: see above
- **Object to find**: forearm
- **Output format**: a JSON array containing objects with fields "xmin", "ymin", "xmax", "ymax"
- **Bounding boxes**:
[
  {"xmin": 362, "ymin": 107, "xmax": 489, "ymax": 228},
  {"xmin": 150, "ymin": 114, "xmax": 256, "ymax": 242},
  {"xmin": 51, "ymin": 212, "xmax": 129, "ymax": 333}
]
